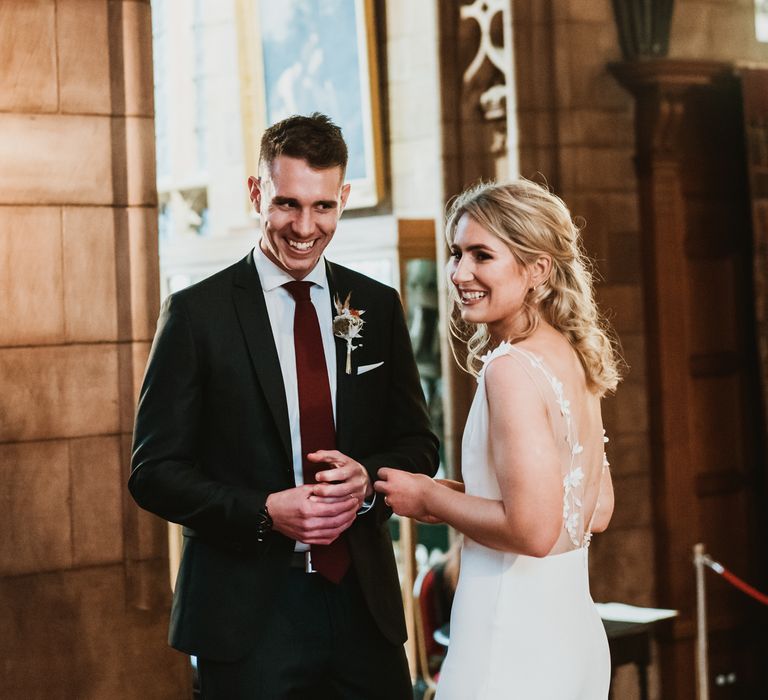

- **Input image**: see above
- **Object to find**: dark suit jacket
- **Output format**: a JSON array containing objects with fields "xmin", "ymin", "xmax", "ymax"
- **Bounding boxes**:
[{"xmin": 128, "ymin": 252, "xmax": 439, "ymax": 661}]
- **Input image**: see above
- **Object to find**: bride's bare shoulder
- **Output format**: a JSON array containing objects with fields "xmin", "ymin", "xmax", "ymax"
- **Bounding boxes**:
[{"xmin": 483, "ymin": 353, "xmax": 550, "ymax": 426}]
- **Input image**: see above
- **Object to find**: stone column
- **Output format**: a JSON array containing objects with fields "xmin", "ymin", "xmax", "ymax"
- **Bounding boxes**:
[{"xmin": 0, "ymin": 1, "xmax": 190, "ymax": 697}]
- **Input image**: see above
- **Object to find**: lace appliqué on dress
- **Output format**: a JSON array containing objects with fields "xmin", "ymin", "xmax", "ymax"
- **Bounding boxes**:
[{"xmin": 480, "ymin": 342, "xmax": 608, "ymax": 549}]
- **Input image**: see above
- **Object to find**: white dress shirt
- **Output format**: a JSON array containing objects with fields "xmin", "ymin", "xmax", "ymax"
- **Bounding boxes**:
[
  {"xmin": 254, "ymin": 242, "xmax": 337, "ymax": 478},
  {"xmin": 253, "ymin": 244, "xmax": 372, "ymax": 551}
]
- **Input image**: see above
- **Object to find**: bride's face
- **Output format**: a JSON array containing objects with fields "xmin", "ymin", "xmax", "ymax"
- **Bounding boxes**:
[{"xmin": 447, "ymin": 213, "xmax": 540, "ymax": 339}]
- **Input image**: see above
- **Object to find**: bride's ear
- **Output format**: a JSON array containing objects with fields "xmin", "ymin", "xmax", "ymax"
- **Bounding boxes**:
[{"xmin": 529, "ymin": 254, "xmax": 552, "ymax": 289}]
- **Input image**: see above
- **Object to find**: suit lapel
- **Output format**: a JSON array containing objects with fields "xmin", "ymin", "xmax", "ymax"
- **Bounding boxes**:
[
  {"xmin": 232, "ymin": 253, "xmax": 292, "ymax": 465},
  {"xmin": 326, "ymin": 261, "xmax": 354, "ymax": 446}
]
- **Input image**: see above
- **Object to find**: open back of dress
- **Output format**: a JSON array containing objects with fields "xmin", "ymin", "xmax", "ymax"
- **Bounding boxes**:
[{"xmin": 435, "ymin": 342, "xmax": 610, "ymax": 699}]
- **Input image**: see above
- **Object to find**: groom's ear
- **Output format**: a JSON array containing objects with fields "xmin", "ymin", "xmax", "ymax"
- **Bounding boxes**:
[
  {"xmin": 247, "ymin": 176, "xmax": 261, "ymax": 208},
  {"xmin": 339, "ymin": 182, "xmax": 351, "ymax": 212}
]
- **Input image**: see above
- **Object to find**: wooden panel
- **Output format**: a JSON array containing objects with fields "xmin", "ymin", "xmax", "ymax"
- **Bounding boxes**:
[
  {"xmin": 689, "ymin": 352, "xmax": 741, "ymax": 378},
  {"xmin": 739, "ymin": 67, "xmax": 768, "ymax": 470},
  {"xmin": 688, "ymin": 375, "xmax": 746, "ymax": 475},
  {"xmin": 686, "ymin": 259, "xmax": 739, "ymax": 356}
]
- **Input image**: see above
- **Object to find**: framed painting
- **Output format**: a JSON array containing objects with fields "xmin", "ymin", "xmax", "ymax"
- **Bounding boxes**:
[{"xmin": 236, "ymin": 0, "xmax": 384, "ymax": 209}]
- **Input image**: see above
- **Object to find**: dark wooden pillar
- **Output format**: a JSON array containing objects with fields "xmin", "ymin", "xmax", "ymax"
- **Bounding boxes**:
[{"xmin": 611, "ymin": 59, "xmax": 768, "ymax": 698}]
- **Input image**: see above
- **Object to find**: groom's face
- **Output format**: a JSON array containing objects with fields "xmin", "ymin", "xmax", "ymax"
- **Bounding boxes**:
[{"xmin": 249, "ymin": 155, "xmax": 351, "ymax": 280}]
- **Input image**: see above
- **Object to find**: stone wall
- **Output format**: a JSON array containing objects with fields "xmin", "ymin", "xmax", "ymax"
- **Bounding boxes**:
[
  {"xmin": 0, "ymin": 1, "xmax": 190, "ymax": 697},
  {"xmin": 672, "ymin": 0, "xmax": 767, "ymax": 61}
]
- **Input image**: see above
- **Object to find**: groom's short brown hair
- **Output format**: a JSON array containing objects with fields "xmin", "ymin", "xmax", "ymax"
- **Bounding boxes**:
[{"xmin": 259, "ymin": 112, "xmax": 348, "ymax": 176}]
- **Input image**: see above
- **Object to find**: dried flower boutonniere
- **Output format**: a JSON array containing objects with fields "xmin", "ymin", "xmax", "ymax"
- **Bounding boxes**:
[{"xmin": 333, "ymin": 293, "xmax": 365, "ymax": 374}]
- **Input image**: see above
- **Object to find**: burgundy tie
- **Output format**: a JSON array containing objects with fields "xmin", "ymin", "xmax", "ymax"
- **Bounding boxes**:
[{"xmin": 284, "ymin": 281, "xmax": 351, "ymax": 583}]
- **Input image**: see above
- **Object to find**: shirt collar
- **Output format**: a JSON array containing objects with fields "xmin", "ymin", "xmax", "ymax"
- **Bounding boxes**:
[{"xmin": 253, "ymin": 240, "xmax": 328, "ymax": 292}]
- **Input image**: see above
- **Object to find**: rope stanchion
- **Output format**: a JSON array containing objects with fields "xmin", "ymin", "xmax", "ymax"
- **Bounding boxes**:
[
  {"xmin": 694, "ymin": 544, "xmax": 709, "ymax": 700},
  {"xmin": 694, "ymin": 543, "xmax": 768, "ymax": 699},
  {"xmin": 700, "ymin": 553, "xmax": 768, "ymax": 606}
]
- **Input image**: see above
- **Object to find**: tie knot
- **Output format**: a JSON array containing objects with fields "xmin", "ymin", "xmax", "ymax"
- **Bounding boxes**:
[{"xmin": 283, "ymin": 281, "xmax": 313, "ymax": 302}]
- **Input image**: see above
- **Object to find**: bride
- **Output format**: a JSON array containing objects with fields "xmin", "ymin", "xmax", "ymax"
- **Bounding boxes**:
[{"xmin": 375, "ymin": 179, "xmax": 621, "ymax": 699}]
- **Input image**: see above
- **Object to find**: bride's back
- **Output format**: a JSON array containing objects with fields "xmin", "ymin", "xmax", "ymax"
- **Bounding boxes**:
[{"xmin": 514, "ymin": 324, "xmax": 607, "ymax": 555}]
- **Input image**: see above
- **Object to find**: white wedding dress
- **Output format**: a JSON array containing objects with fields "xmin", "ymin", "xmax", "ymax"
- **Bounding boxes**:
[{"xmin": 436, "ymin": 343, "xmax": 611, "ymax": 699}]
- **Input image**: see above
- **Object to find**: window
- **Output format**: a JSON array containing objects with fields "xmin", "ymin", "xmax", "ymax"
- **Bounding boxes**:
[{"xmin": 756, "ymin": 0, "xmax": 768, "ymax": 42}]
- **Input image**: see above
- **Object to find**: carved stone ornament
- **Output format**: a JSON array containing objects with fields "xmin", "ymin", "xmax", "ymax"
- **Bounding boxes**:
[{"xmin": 461, "ymin": 0, "xmax": 513, "ymax": 121}]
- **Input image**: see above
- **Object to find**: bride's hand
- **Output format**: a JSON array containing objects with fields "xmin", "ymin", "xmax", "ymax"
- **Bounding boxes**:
[{"xmin": 374, "ymin": 468, "xmax": 434, "ymax": 521}]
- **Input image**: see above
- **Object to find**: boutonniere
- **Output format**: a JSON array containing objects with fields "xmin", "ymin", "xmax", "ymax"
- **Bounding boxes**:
[{"xmin": 333, "ymin": 293, "xmax": 365, "ymax": 374}]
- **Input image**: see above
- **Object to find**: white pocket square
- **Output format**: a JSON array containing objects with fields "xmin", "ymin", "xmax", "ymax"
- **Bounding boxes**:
[{"xmin": 357, "ymin": 361, "xmax": 384, "ymax": 375}]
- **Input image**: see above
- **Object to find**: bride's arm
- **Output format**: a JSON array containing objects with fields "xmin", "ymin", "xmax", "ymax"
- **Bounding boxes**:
[
  {"xmin": 431, "ymin": 356, "xmax": 561, "ymax": 555},
  {"xmin": 376, "ymin": 356, "xmax": 562, "ymax": 557},
  {"xmin": 435, "ymin": 479, "xmax": 465, "ymax": 493}
]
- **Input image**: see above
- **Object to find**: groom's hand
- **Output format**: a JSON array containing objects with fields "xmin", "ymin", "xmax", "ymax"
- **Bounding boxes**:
[
  {"xmin": 266, "ymin": 485, "xmax": 358, "ymax": 545},
  {"xmin": 307, "ymin": 450, "xmax": 373, "ymax": 509}
]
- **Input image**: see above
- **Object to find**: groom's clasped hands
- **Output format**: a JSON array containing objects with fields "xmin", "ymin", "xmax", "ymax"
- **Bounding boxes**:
[{"xmin": 265, "ymin": 449, "xmax": 373, "ymax": 545}]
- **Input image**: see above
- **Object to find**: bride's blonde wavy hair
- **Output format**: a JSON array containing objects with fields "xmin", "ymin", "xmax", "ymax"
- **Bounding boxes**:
[{"xmin": 446, "ymin": 179, "xmax": 622, "ymax": 396}]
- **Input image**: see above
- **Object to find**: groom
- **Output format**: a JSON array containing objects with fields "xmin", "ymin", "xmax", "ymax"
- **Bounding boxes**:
[{"xmin": 128, "ymin": 113, "xmax": 439, "ymax": 699}]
